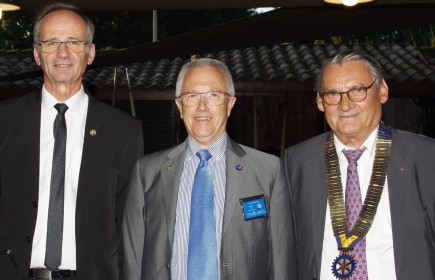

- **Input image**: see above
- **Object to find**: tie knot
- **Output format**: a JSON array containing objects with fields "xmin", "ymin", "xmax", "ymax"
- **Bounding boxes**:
[
  {"xmin": 54, "ymin": 103, "xmax": 69, "ymax": 115},
  {"xmin": 196, "ymin": 149, "xmax": 212, "ymax": 162},
  {"xmin": 343, "ymin": 147, "xmax": 366, "ymax": 164}
]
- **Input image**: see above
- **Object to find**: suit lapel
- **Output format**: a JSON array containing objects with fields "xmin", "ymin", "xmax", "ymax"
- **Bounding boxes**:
[
  {"xmin": 21, "ymin": 92, "xmax": 43, "ymax": 200},
  {"xmin": 162, "ymin": 143, "xmax": 186, "ymax": 248},
  {"xmin": 222, "ymin": 138, "xmax": 248, "ymax": 237},
  {"xmin": 310, "ymin": 137, "xmax": 329, "ymax": 275},
  {"xmin": 76, "ymin": 94, "xmax": 103, "ymax": 210},
  {"xmin": 387, "ymin": 130, "xmax": 410, "ymax": 278}
]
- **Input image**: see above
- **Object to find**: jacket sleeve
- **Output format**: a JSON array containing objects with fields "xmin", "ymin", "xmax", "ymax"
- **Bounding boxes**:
[{"xmin": 122, "ymin": 158, "xmax": 146, "ymax": 280}]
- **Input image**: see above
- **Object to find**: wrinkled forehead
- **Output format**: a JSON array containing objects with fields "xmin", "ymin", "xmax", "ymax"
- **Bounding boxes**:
[
  {"xmin": 321, "ymin": 60, "xmax": 373, "ymax": 87},
  {"xmin": 39, "ymin": 10, "xmax": 87, "ymax": 40}
]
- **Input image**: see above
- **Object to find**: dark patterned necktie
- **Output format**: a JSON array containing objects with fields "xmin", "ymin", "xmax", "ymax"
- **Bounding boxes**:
[
  {"xmin": 187, "ymin": 150, "xmax": 218, "ymax": 280},
  {"xmin": 343, "ymin": 147, "xmax": 368, "ymax": 280},
  {"xmin": 45, "ymin": 103, "xmax": 68, "ymax": 272}
]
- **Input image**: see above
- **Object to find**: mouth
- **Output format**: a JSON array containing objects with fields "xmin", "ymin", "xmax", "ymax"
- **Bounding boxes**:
[
  {"xmin": 340, "ymin": 112, "xmax": 358, "ymax": 119},
  {"xmin": 195, "ymin": 117, "xmax": 212, "ymax": 121},
  {"xmin": 54, "ymin": 64, "xmax": 73, "ymax": 68}
]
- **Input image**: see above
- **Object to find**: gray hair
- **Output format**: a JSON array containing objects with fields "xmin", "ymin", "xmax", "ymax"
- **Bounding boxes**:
[
  {"xmin": 175, "ymin": 58, "xmax": 235, "ymax": 98},
  {"xmin": 33, "ymin": 2, "xmax": 95, "ymax": 54},
  {"xmin": 315, "ymin": 50, "xmax": 383, "ymax": 92}
]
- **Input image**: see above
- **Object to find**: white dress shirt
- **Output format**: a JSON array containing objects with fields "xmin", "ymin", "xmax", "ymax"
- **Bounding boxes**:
[
  {"xmin": 171, "ymin": 133, "xmax": 227, "ymax": 280},
  {"xmin": 30, "ymin": 85, "xmax": 88, "ymax": 269},
  {"xmin": 320, "ymin": 126, "xmax": 397, "ymax": 279}
]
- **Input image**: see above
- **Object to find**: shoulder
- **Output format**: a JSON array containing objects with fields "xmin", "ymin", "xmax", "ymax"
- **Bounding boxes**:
[
  {"xmin": 137, "ymin": 143, "xmax": 185, "ymax": 169},
  {"xmin": 238, "ymin": 144, "xmax": 280, "ymax": 164},
  {"xmin": 394, "ymin": 129, "xmax": 435, "ymax": 145},
  {"xmin": 0, "ymin": 91, "xmax": 40, "ymax": 113},
  {"xmin": 392, "ymin": 128, "xmax": 435, "ymax": 156},
  {"xmin": 92, "ymin": 98, "xmax": 142, "ymax": 129},
  {"xmin": 284, "ymin": 132, "xmax": 328, "ymax": 160}
]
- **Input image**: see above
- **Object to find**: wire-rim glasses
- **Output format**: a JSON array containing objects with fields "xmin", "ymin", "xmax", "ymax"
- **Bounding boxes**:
[
  {"xmin": 319, "ymin": 79, "xmax": 377, "ymax": 105},
  {"xmin": 38, "ymin": 41, "xmax": 88, "ymax": 53},
  {"xmin": 179, "ymin": 91, "xmax": 230, "ymax": 107}
]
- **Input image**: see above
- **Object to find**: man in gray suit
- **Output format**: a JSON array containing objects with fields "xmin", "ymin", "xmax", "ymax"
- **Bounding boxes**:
[
  {"xmin": 284, "ymin": 50, "xmax": 435, "ymax": 280},
  {"xmin": 123, "ymin": 58, "xmax": 295, "ymax": 280}
]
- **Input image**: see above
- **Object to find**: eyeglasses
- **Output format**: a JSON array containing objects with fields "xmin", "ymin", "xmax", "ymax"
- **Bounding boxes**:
[
  {"xmin": 179, "ymin": 91, "xmax": 230, "ymax": 107},
  {"xmin": 319, "ymin": 79, "xmax": 377, "ymax": 105},
  {"xmin": 38, "ymin": 41, "xmax": 88, "ymax": 53}
]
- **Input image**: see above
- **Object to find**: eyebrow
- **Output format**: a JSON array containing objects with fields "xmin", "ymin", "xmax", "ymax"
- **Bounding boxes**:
[{"xmin": 40, "ymin": 36, "xmax": 83, "ymax": 41}]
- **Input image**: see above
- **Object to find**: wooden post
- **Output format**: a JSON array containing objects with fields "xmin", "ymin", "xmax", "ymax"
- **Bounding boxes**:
[
  {"xmin": 280, "ymin": 94, "xmax": 288, "ymax": 158},
  {"xmin": 253, "ymin": 93, "xmax": 258, "ymax": 150},
  {"xmin": 126, "ymin": 67, "xmax": 136, "ymax": 117},
  {"xmin": 111, "ymin": 67, "xmax": 117, "ymax": 107}
]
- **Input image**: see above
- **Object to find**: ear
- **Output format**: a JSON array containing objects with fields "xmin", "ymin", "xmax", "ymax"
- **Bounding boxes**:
[
  {"xmin": 317, "ymin": 93, "xmax": 325, "ymax": 112},
  {"xmin": 379, "ymin": 79, "xmax": 389, "ymax": 104},
  {"xmin": 175, "ymin": 98, "xmax": 183, "ymax": 119},
  {"xmin": 87, "ymin": 44, "xmax": 96, "ymax": 65},
  {"xmin": 33, "ymin": 47, "xmax": 41, "ymax": 66},
  {"xmin": 226, "ymin": 96, "xmax": 236, "ymax": 117}
]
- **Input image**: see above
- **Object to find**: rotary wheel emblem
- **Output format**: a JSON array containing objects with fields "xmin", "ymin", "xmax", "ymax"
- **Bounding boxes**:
[{"xmin": 331, "ymin": 253, "xmax": 356, "ymax": 279}]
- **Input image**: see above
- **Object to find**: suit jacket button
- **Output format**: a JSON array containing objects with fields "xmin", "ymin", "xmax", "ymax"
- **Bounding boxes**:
[
  {"xmin": 32, "ymin": 201, "xmax": 37, "ymax": 208},
  {"xmin": 166, "ymin": 262, "xmax": 170, "ymax": 270},
  {"xmin": 25, "ymin": 236, "xmax": 31, "ymax": 243}
]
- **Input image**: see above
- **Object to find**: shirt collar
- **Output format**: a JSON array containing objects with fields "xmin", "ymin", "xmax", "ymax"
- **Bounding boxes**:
[
  {"xmin": 334, "ymin": 126, "xmax": 378, "ymax": 156},
  {"xmin": 41, "ymin": 84, "xmax": 86, "ymax": 114},
  {"xmin": 186, "ymin": 133, "xmax": 227, "ymax": 162}
]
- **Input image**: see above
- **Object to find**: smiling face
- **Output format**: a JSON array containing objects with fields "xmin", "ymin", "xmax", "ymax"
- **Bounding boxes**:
[
  {"xmin": 175, "ymin": 66, "xmax": 236, "ymax": 148},
  {"xmin": 33, "ymin": 10, "xmax": 95, "ymax": 98},
  {"xmin": 317, "ymin": 60, "xmax": 388, "ymax": 147}
]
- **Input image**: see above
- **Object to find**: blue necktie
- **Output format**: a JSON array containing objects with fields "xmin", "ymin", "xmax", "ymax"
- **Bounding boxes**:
[{"xmin": 187, "ymin": 150, "xmax": 218, "ymax": 280}]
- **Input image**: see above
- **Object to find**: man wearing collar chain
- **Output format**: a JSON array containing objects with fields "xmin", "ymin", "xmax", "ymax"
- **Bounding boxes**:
[
  {"xmin": 284, "ymin": 50, "xmax": 435, "ymax": 279},
  {"xmin": 122, "ymin": 58, "xmax": 296, "ymax": 279}
]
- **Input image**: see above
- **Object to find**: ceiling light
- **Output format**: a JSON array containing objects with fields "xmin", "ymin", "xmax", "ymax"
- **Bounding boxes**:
[
  {"xmin": 0, "ymin": 0, "xmax": 20, "ymax": 20},
  {"xmin": 324, "ymin": 0, "xmax": 375, "ymax": 7}
]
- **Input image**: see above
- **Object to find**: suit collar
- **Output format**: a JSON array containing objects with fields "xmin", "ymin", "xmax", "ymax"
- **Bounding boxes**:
[
  {"xmin": 76, "ymin": 91, "xmax": 104, "ymax": 210},
  {"xmin": 162, "ymin": 141, "xmax": 187, "ymax": 248},
  {"xmin": 386, "ymin": 128, "xmax": 409, "ymax": 278},
  {"xmin": 222, "ymin": 137, "xmax": 248, "ymax": 236},
  {"xmin": 310, "ymin": 134, "xmax": 329, "ymax": 276}
]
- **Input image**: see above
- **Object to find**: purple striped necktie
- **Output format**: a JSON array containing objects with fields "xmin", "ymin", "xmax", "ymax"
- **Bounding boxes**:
[{"xmin": 343, "ymin": 147, "xmax": 368, "ymax": 280}]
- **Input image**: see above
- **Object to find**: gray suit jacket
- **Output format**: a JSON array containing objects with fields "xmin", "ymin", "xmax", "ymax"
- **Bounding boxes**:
[
  {"xmin": 123, "ymin": 136, "xmax": 296, "ymax": 279},
  {"xmin": 284, "ymin": 127, "xmax": 435, "ymax": 280}
]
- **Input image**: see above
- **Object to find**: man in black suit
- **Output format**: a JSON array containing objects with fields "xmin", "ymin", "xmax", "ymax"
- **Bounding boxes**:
[
  {"xmin": 284, "ymin": 50, "xmax": 435, "ymax": 279},
  {"xmin": 0, "ymin": 3, "xmax": 143, "ymax": 280}
]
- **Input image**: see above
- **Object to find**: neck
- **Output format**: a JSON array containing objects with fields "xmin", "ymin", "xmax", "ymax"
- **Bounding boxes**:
[{"xmin": 44, "ymin": 81, "xmax": 82, "ymax": 102}]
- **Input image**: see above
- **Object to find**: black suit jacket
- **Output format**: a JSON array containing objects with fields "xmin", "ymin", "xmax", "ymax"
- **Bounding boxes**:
[
  {"xmin": 0, "ymin": 91, "xmax": 144, "ymax": 280},
  {"xmin": 284, "ymin": 128, "xmax": 435, "ymax": 280}
]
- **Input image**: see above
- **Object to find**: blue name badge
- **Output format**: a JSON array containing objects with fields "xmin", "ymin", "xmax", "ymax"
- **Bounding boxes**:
[{"xmin": 239, "ymin": 195, "xmax": 268, "ymax": 220}]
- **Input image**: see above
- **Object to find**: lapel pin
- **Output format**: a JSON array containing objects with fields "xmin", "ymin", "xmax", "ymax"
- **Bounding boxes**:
[
  {"xmin": 400, "ymin": 167, "xmax": 404, "ymax": 172},
  {"xmin": 90, "ymin": 129, "xmax": 97, "ymax": 136},
  {"xmin": 235, "ymin": 164, "xmax": 243, "ymax": 175},
  {"xmin": 166, "ymin": 165, "xmax": 172, "ymax": 170}
]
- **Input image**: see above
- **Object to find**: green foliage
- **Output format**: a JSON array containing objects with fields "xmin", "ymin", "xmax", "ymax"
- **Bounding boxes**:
[
  {"xmin": 311, "ymin": 24, "xmax": 435, "ymax": 47},
  {"xmin": 0, "ymin": 11, "xmax": 36, "ymax": 49},
  {"xmin": 0, "ymin": 9, "xmax": 254, "ymax": 50}
]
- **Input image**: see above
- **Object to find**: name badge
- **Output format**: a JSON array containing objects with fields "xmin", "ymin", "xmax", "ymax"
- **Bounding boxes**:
[{"xmin": 239, "ymin": 195, "xmax": 268, "ymax": 220}]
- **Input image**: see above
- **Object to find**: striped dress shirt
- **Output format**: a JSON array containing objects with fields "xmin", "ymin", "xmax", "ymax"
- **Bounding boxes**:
[{"xmin": 171, "ymin": 133, "xmax": 227, "ymax": 280}]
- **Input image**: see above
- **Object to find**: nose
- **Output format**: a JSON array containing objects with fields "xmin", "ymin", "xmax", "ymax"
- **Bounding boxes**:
[
  {"xmin": 57, "ymin": 42, "xmax": 69, "ymax": 57},
  {"xmin": 197, "ymin": 94, "xmax": 208, "ymax": 111},
  {"xmin": 338, "ymin": 93, "xmax": 353, "ymax": 111}
]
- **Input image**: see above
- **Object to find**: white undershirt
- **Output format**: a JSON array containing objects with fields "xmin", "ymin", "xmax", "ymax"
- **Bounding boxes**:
[
  {"xmin": 30, "ymin": 85, "xmax": 88, "ymax": 269},
  {"xmin": 320, "ymin": 126, "xmax": 397, "ymax": 280}
]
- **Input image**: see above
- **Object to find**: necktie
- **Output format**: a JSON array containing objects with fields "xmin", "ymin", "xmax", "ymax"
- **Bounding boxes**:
[
  {"xmin": 343, "ymin": 147, "xmax": 368, "ymax": 280},
  {"xmin": 187, "ymin": 150, "xmax": 218, "ymax": 280},
  {"xmin": 45, "ymin": 103, "xmax": 68, "ymax": 272}
]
